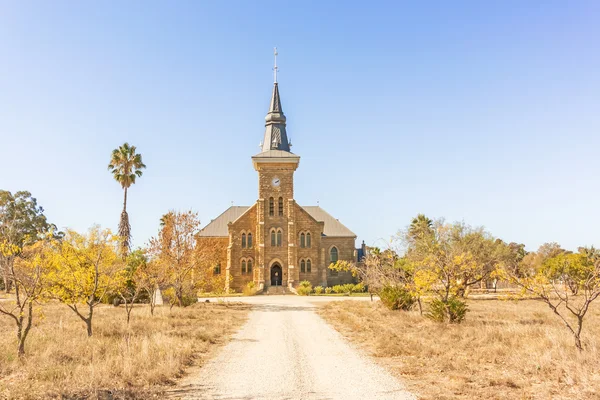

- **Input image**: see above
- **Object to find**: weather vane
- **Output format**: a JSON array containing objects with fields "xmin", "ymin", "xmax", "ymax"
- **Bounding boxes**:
[{"xmin": 273, "ymin": 47, "xmax": 278, "ymax": 84}]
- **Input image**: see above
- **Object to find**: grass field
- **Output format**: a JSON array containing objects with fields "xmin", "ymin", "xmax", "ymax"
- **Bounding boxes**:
[
  {"xmin": 319, "ymin": 298, "xmax": 600, "ymax": 400},
  {"xmin": 0, "ymin": 301, "xmax": 249, "ymax": 399}
]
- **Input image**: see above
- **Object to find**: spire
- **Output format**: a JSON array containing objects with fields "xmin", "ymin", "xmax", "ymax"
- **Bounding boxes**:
[
  {"xmin": 273, "ymin": 47, "xmax": 278, "ymax": 84},
  {"xmin": 261, "ymin": 48, "xmax": 290, "ymax": 153}
]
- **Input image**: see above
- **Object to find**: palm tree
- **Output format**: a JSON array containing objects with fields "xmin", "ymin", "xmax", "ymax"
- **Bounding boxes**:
[
  {"xmin": 108, "ymin": 143, "xmax": 146, "ymax": 255},
  {"xmin": 409, "ymin": 214, "xmax": 433, "ymax": 239}
]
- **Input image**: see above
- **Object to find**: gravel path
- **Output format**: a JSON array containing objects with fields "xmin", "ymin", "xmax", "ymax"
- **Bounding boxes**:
[{"xmin": 168, "ymin": 296, "xmax": 415, "ymax": 400}]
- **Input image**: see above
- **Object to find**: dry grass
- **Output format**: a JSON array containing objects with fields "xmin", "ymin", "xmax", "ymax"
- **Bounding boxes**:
[
  {"xmin": 0, "ymin": 301, "xmax": 249, "ymax": 399},
  {"xmin": 319, "ymin": 298, "xmax": 600, "ymax": 400}
]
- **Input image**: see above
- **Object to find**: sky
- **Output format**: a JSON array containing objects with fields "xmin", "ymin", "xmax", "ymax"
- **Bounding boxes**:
[{"xmin": 1, "ymin": 1, "xmax": 599, "ymax": 252}]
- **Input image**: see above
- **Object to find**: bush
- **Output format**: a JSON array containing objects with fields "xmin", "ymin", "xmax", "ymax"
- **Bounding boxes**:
[
  {"xmin": 243, "ymin": 281, "xmax": 257, "ymax": 296},
  {"xmin": 342, "ymin": 284, "xmax": 355, "ymax": 295},
  {"xmin": 352, "ymin": 282, "xmax": 365, "ymax": 293},
  {"xmin": 426, "ymin": 297, "xmax": 468, "ymax": 324},
  {"xmin": 332, "ymin": 285, "xmax": 344, "ymax": 294},
  {"xmin": 325, "ymin": 287, "xmax": 333, "ymax": 294},
  {"xmin": 314, "ymin": 286, "xmax": 324, "ymax": 295},
  {"xmin": 297, "ymin": 280, "xmax": 313, "ymax": 296},
  {"xmin": 379, "ymin": 285, "xmax": 415, "ymax": 311},
  {"xmin": 162, "ymin": 287, "xmax": 197, "ymax": 308}
]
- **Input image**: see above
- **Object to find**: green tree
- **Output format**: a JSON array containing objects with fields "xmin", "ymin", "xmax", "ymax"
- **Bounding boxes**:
[
  {"xmin": 501, "ymin": 246, "xmax": 600, "ymax": 351},
  {"xmin": 0, "ymin": 190, "xmax": 61, "ymax": 292},
  {"xmin": 116, "ymin": 249, "xmax": 148, "ymax": 324},
  {"xmin": 108, "ymin": 143, "xmax": 146, "ymax": 256},
  {"xmin": 404, "ymin": 218, "xmax": 502, "ymax": 322}
]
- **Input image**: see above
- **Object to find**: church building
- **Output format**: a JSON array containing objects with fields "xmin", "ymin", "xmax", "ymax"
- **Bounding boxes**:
[{"xmin": 198, "ymin": 59, "xmax": 361, "ymax": 293}]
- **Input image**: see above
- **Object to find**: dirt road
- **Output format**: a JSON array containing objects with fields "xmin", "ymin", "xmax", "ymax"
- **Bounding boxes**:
[{"xmin": 168, "ymin": 296, "xmax": 415, "ymax": 400}]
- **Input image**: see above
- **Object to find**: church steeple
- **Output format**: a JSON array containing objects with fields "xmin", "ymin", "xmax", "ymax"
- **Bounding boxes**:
[{"xmin": 261, "ymin": 48, "xmax": 290, "ymax": 153}]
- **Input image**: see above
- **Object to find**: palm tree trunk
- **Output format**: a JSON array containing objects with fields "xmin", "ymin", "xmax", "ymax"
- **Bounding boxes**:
[{"xmin": 123, "ymin": 187, "xmax": 128, "ymax": 213}]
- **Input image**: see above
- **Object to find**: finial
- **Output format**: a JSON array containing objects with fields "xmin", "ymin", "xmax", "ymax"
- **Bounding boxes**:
[{"xmin": 273, "ymin": 47, "xmax": 278, "ymax": 84}]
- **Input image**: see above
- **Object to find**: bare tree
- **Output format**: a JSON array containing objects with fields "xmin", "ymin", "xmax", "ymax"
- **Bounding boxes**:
[{"xmin": 0, "ymin": 240, "xmax": 52, "ymax": 356}]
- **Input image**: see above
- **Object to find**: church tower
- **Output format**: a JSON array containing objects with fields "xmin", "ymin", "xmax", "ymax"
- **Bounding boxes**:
[
  {"xmin": 251, "ymin": 48, "xmax": 300, "ymax": 290},
  {"xmin": 199, "ymin": 49, "xmax": 357, "ymax": 294}
]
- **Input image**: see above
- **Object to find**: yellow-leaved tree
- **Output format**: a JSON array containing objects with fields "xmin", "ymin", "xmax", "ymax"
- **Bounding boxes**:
[
  {"xmin": 0, "ymin": 239, "xmax": 54, "ymax": 356},
  {"xmin": 48, "ymin": 227, "xmax": 125, "ymax": 336}
]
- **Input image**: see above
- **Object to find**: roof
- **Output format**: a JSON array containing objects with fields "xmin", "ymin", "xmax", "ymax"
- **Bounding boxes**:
[
  {"xmin": 301, "ymin": 206, "xmax": 356, "ymax": 237},
  {"xmin": 197, "ymin": 206, "xmax": 251, "ymax": 237},
  {"xmin": 261, "ymin": 83, "xmax": 291, "ymax": 153},
  {"xmin": 198, "ymin": 205, "xmax": 356, "ymax": 238},
  {"xmin": 252, "ymin": 149, "xmax": 300, "ymax": 159}
]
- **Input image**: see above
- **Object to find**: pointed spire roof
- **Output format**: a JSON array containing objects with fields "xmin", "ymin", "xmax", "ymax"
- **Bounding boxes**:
[
  {"xmin": 253, "ymin": 49, "xmax": 299, "ymax": 166},
  {"xmin": 261, "ymin": 82, "xmax": 290, "ymax": 152}
]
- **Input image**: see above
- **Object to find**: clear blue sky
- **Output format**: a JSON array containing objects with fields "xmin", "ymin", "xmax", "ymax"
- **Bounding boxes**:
[{"xmin": 1, "ymin": 1, "xmax": 599, "ymax": 252}]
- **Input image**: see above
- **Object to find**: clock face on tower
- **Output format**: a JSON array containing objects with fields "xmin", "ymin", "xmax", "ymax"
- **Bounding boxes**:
[{"xmin": 271, "ymin": 177, "xmax": 281, "ymax": 188}]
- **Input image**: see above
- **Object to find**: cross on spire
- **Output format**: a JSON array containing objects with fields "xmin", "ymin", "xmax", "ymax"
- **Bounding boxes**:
[{"xmin": 273, "ymin": 47, "xmax": 278, "ymax": 83}]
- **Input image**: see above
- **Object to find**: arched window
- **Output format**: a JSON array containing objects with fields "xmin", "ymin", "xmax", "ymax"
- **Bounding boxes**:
[
  {"xmin": 278, "ymin": 197, "xmax": 284, "ymax": 216},
  {"xmin": 300, "ymin": 233, "xmax": 305, "ymax": 248},
  {"xmin": 276, "ymin": 229, "xmax": 282, "ymax": 247},
  {"xmin": 307, "ymin": 259, "xmax": 312, "ymax": 273},
  {"xmin": 306, "ymin": 233, "xmax": 311, "ymax": 248},
  {"xmin": 269, "ymin": 197, "xmax": 274, "ymax": 216},
  {"xmin": 330, "ymin": 247, "xmax": 338, "ymax": 263},
  {"xmin": 247, "ymin": 233, "xmax": 253, "ymax": 248},
  {"xmin": 247, "ymin": 259, "xmax": 253, "ymax": 274},
  {"xmin": 241, "ymin": 260, "xmax": 247, "ymax": 274},
  {"xmin": 241, "ymin": 233, "xmax": 246, "ymax": 248},
  {"xmin": 213, "ymin": 263, "xmax": 221, "ymax": 275},
  {"xmin": 271, "ymin": 229, "xmax": 276, "ymax": 246},
  {"xmin": 300, "ymin": 259, "xmax": 306, "ymax": 273}
]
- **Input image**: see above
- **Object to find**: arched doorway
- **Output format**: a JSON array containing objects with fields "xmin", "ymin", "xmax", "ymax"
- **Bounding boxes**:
[{"xmin": 271, "ymin": 264, "xmax": 282, "ymax": 286}]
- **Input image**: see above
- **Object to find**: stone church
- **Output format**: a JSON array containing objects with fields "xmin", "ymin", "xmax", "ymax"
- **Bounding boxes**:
[{"xmin": 198, "ymin": 73, "xmax": 362, "ymax": 293}]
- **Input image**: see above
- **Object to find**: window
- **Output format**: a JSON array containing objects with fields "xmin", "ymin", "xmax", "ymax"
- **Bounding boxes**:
[
  {"xmin": 247, "ymin": 233, "xmax": 253, "ymax": 248},
  {"xmin": 241, "ymin": 260, "xmax": 247, "ymax": 274},
  {"xmin": 213, "ymin": 263, "xmax": 221, "ymax": 275},
  {"xmin": 300, "ymin": 259, "xmax": 306, "ymax": 273},
  {"xmin": 271, "ymin": 230, "xmax": 276, "ymax": 246},
  {"xmin": 269, "ymin": 197, "xmax": 274, "ymax": 216},
  {"xmin": 306, "ymin": 233, "xmax": 311, "ymax": 248},
  {"xmin": 247, "ymin": 259, "xmax": 253, "ymax": 274},
  {"xmin": 307, "ymin": 259, "xmax": 312, "ymax": 273},
  {"xmin": 241, "ymin": 233, "xmax": 246, "ymax": 248},
  {"xmin": 300, "ymin": 233, "xmax": 305, "ymax": 248},
  {"xmin": 276, "ymin": 229, "xmax": 282, "ymax": 247},
  {"xmin": 330, "ymin": 247, "xmax": 338, "ymax": 263},
  {"xmin": 278, "ymin": 197, "xmax": 284, "ymax": 216}
]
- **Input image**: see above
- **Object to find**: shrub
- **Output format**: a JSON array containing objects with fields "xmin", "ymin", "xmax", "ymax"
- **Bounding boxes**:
[
  {"xmin": 325, "ymin": 287, "xmax": 333, "ymax": 294},
  {"xmin": 314, "ymin": 286, "xmax": 324, "ymax": 295},
  {"xmin": 426, "ymin": 297, "xmax": 468, "ymax": 324},
  {"xmin": 379, "ymin": 285, "xmax": 415, "ymax": 311},
  {"xmin": 243, "ymin": 281, "xmax": 257, "ymax": 296},
  {"xmin": 332, "ymin": 285, "xmax": 344, "ymax": 294},
  {"xmin": 352, "ymin": 282, "xmax": 365, "ymax": 293},
  {"xmin": 341, "ymin": 284, "xmax": 354, "ymax": 295},
  {"xmin": 162, "ymin": 287, "xmax": 197, "ymax": 308},
  {"xmin": 297, "ymin": 280, "xmax": 313, "ymax": 296}
]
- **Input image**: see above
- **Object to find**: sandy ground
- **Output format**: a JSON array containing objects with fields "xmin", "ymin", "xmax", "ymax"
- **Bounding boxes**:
[{"xmin": 167, "ymin": 295, "xmax": 415, "ymax": 400}]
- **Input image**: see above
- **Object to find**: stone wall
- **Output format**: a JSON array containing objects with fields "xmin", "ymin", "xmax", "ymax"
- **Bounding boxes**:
[
  {"xmin": 321, "ymin": 236, "xmax": 357, "ymax": 287},
  {"xmin": 227, "ymin": 204, "xmax": 258, "ymax": 291}
]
